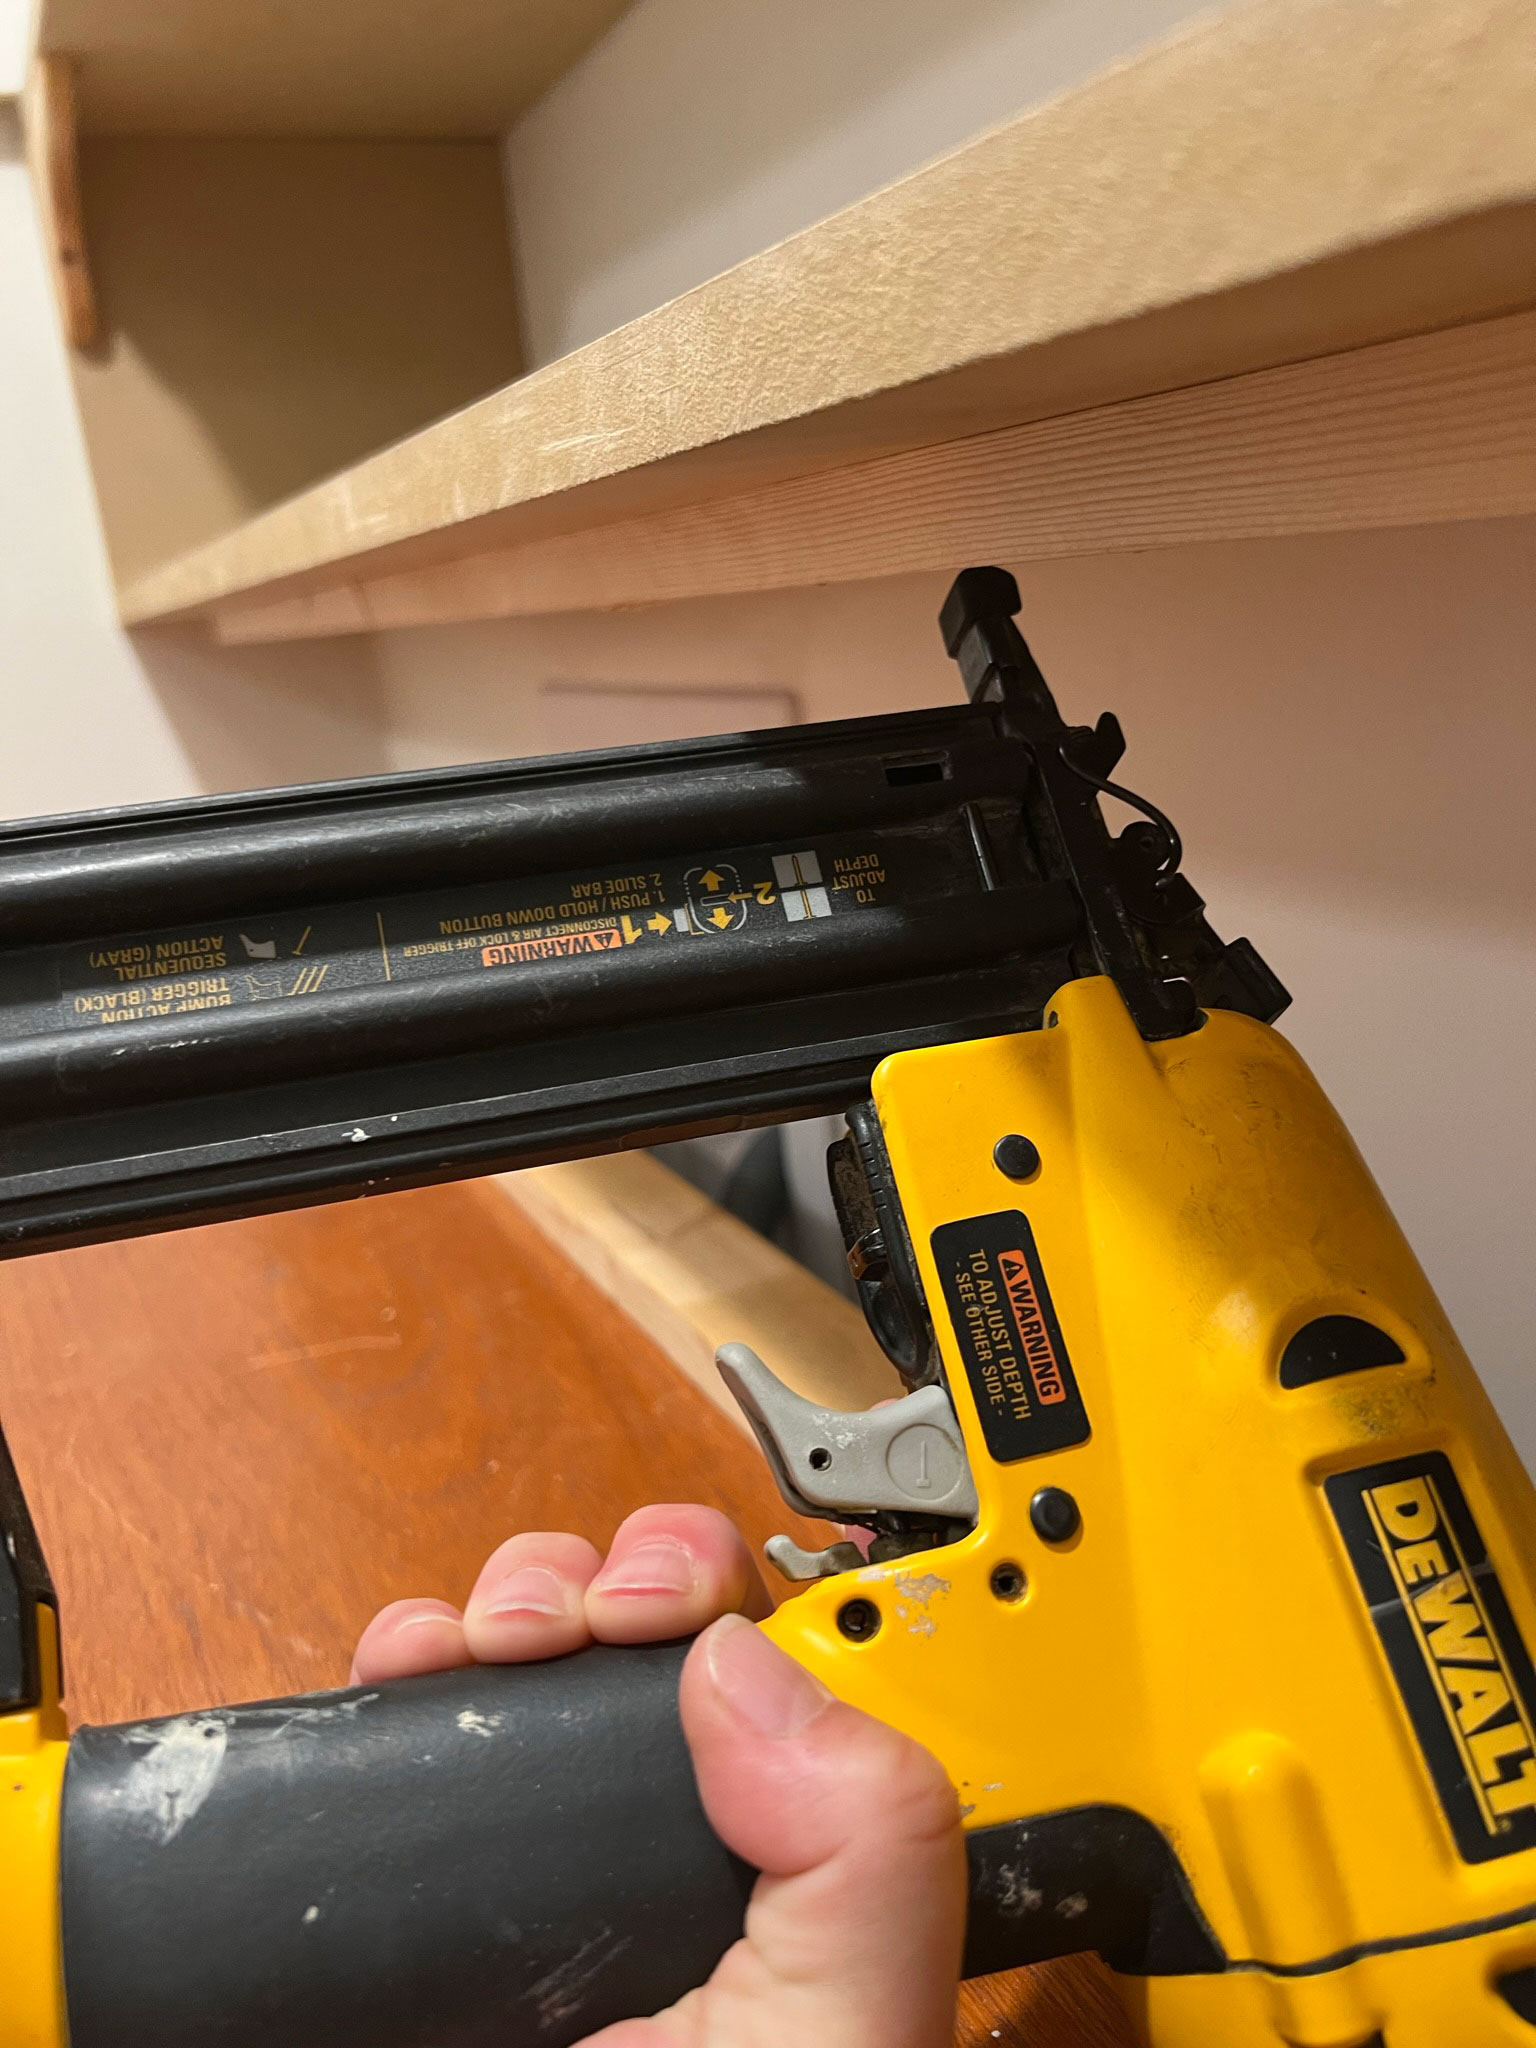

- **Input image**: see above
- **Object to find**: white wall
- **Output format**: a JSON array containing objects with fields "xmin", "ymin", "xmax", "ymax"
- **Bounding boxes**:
[
  {"xmin": 0, "ymin": 108, "xmax": 387, "ymax": 822},
  {"xmin": 504, "ymin": 0, "xmax": 1218, "ymax": 365},
  {"xmin": 0, "ymin": 0, "xmax": 29, "ymax": 101},
  {"xmin": 377, "ymin": 517, "xmax": 1536, "ymax": 1467},
  {"xmin": 0, "ymin": 107, "xmax": 199, "ymax": 817}
]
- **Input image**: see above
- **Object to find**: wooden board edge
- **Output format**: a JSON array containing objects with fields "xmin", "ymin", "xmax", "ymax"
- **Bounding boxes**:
[
  {"xmin": 493, "ymin": 1155, "xmax": 900, "ymax": 1431},
  {"xmin": 113, "ymin": 0, "xmax": 1536, "ymax": 626},
  {"xmin": 207, "ymin": 305, "xmax": 1536, "ymax": 644},
  {"xmin": 22, "ymin": 52, "xmax": 99, "ymax": 350}
]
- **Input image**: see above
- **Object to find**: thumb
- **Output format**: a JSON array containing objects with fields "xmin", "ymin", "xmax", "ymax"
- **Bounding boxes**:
[{"xmin": 665, "ymin": 1612, "xmax": 965, "ymax": 2046}]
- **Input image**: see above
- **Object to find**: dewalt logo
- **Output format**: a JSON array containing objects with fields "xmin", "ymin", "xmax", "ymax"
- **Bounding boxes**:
[
  {"xmin": 1367, "ymin": 1475, "xmax": 1536, "ymax": 1832},
  {"xmin": 1328, "ymin": 1453, "xmax": 1536, "ymax": 1863}
]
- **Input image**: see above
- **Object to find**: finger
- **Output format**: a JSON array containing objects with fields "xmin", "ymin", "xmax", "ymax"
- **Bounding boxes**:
[
  {"xmin": 585, "ymin": 1503, "xmax": 772, "ymax": 1645},
  {"xmin": 350, "ymin": 1598, "xmax": 471, "ymax": 1684},
  {"xmin": 680, "ymin": 1614, "xmax": 964, "ymax": 2047},
  {"xmin": 462, "ymin": 1530, "xmax": 603, "ymax": 1662}
]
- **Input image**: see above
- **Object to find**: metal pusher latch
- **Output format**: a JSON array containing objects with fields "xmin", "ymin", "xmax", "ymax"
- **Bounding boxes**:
[{"xmin": 715, "ymin": 1342, "xmax": 978, "ymax": 1581}]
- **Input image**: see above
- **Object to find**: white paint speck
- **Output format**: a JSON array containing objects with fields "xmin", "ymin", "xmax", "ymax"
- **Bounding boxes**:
[
  {"xmin": 116, "ymin": 1717, "xmax": 228, "ymax": 1843},
  {"xmin": 893, "ymin": 1570, "xmax": 950, "ymax": 1606},
  {"xmin": 457, "ymin": 1709, "xmax": 504, "ymax": 1739},
  {"xmin": 348, "ymin": 1127, "xmax": 368, "ymax": 1143},
  {"xmin": 992, "ymin": 1863, "xmax": 1044, "ymax": 1917},
  {"xmin": 896, "ymin": 1604, "xmax": 938, "ymax": 1638},
  {"xmin": 303, "ymin": 1905, "xmax": 320, "ymax": 1924}
]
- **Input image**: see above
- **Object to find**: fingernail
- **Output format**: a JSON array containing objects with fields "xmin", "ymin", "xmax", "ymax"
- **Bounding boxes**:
[
  {"xmin": 703, "ymin": 1613, "xmax": 833, "ymax": 1737},
  {"xmin": 395, "ymin": 1610, "xmax": 464, "ymax": 1634},
  {"xmin": 594, "ymin": 1539, "xmax": 697, "ymax": 1598},
  {"xmin": 478, "ymin": 1565, "xmax": 570, "ymax": 1620}
]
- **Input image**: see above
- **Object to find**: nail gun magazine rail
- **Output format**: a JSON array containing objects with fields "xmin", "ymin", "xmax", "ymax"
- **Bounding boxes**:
[
  {"xmin": 0, "ymin": 600, "xmax": 1284, "ymax": 1260},
  {"xmin": 0, "ymin": 703, "xmax": 1074, "ymax": 1253}
]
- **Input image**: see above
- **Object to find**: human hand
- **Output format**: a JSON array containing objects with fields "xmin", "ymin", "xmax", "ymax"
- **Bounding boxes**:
[{"xmin": 354, "ymin": 1505, "xmax": 965, "ymax": 2047}]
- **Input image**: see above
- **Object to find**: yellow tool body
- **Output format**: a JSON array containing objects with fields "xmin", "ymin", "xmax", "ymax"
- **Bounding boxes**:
[
  {"xmin": 0, "ymin": 1608, "xmax": 67, "ymax": 2048},
  {"xmin": 766, "ymin": 974, "xmax": 1536, "ymax": 2045}
]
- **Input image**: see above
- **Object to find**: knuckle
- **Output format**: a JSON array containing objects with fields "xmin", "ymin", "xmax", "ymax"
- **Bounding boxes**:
[{"xmin": 870, "ymin": 1729, "xmax": 965, "ymax": 1849}]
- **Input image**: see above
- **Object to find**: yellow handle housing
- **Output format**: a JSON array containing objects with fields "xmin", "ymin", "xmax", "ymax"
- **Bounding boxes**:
[
  {"xmin": 0, "ymin": 1604, "xmax": 69, "ymax": 2048},
  {"xmin": 765, "ymin": 977, "xmax": 1536, "ymax": 2046}
]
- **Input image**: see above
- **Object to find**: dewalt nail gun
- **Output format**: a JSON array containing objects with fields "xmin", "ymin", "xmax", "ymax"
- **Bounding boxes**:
[{"xmin": 0, "ymin": 567, "xmax": 1532, "ymax": 2048}]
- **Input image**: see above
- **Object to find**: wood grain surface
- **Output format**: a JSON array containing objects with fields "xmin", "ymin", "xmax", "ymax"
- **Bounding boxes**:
[
  {"xmin": 0, "ymin": 1176, "xmax": 1131, "ymax": 2047},
  {"xmin": 213, "ymin": 307, "xmax": 1536, "ymax": 644}
]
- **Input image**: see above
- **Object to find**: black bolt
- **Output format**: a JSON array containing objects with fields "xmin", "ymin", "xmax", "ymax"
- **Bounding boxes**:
[
  {"xmin": 993, "ymin": 1133, "xmax": 1042, "ymax": 1181},
  {"xmin": 989, "ymin": 1560, "xmax": 1027, "ymax": 1602},
  {"xmin": 808, "ymin": 1446, "xmax": 832, "ymax": 1471},
  {"xmin": 836, "ymin": 1597, "xmax": 881, "ymax": 1642},
  {"xmin": 1030, "ymin": 1487, "xmax": 1081, "ymax": 1544}
]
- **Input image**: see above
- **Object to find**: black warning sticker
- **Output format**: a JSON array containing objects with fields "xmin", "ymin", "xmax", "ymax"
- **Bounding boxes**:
[
  {"xmin": 1327, "ymin": 1452, "xmax": 1536, "ymax": 1863},
  {"xmin": 930, "ymin": 1211, "xmax": 1090, "ymax": 1464}
]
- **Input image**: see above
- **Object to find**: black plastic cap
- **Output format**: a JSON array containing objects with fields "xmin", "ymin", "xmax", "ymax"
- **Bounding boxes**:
[
  {"xmin": 993, "ymin": 1133, "xmax": 1041, "ymax": 1182},
  {"xmin": 939, "ymin": 567, "xmax": 1022, "ymax": 657},
  {"xmin": 1030, "ymin": 1487, "xmax": 1082, "ymax": 1544}
]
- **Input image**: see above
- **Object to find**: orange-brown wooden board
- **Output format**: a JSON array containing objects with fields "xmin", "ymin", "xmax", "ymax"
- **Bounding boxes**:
[{"xmin": 0, "ymin": 1177, "xmax": 1132, "ymax": 2047}]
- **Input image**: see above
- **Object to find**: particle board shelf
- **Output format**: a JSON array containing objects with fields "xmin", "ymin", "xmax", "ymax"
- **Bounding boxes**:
[{"xmin": 119, "ymin": 0, "xmax": 1536, "ymax": 640}]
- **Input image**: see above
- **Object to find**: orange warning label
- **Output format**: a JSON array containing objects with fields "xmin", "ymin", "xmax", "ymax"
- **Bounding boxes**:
[
  {"xmin": 482, "ymin": 928, "xmax": 624, "ymax": 967},
  {"xmin": 998, "ymin": 1248, "xmax": 1068, "ymax": 1406}
]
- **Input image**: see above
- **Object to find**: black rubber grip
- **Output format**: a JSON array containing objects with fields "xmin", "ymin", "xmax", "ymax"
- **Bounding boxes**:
[
  {"xmin": 60, "ymin": 1643, "xmax": 752, "ymax": 2048},
  {"xmin": 60, "ymin": 1641, "xmax": 1226, "ymax": 2045}
]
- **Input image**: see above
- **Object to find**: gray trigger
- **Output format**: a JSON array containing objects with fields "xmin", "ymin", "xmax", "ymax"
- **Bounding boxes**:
[{"xmin": 714, "ymin": 1342, "xmax": 978, "ymax": 1522}]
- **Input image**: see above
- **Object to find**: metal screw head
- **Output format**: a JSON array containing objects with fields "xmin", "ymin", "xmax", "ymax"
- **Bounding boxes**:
[
  {"xmin": 1030, "ymin": 1487, "xmax": 1081, "ymax": 1544},
  {"xmin": 836, "ymin": 1597, "xmax": 881, "ymax": 1642},
  {"xmin": 993, "ymin": 1134, "xmax": 1042, "ymax": 1181},
  {"xmin": 989, "ymin": 1560, "xmax": 1027, "ymax": 1602}
]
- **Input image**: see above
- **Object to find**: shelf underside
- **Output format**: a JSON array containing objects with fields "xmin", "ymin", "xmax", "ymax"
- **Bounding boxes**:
[{"xmin": 111, "ymin": 0, "xmax": 1536, "ymax": 640}]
